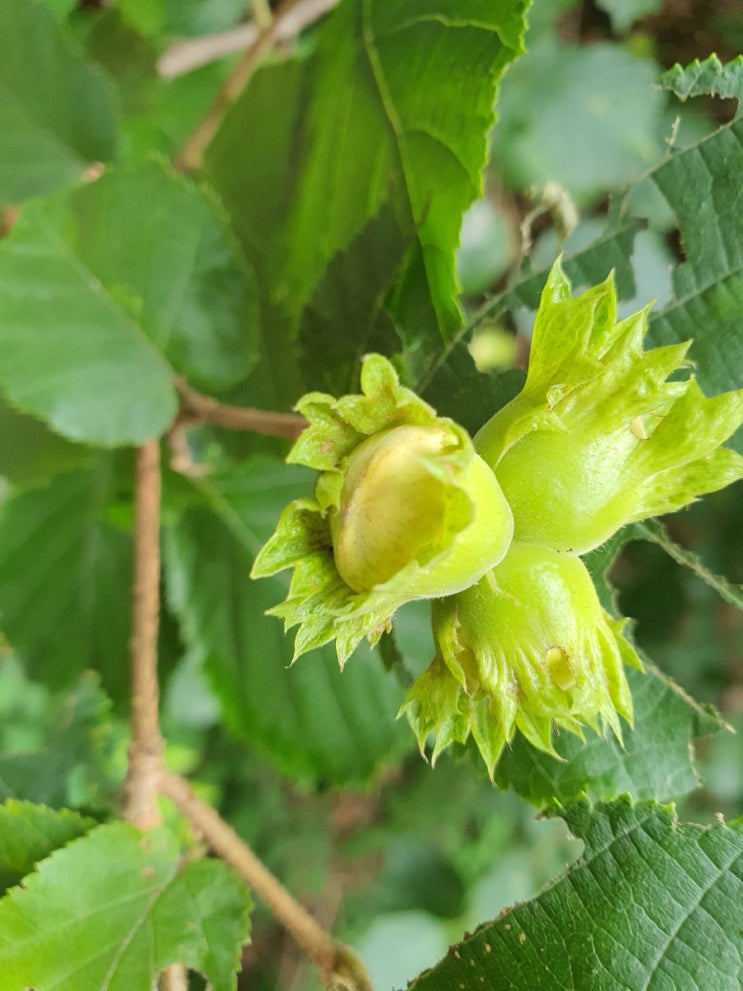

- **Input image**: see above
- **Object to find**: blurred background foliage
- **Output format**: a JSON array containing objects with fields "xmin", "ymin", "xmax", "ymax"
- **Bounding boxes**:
[{"xmin": 2, "ymin": 1, "xmax": 742, "ymax": 988}]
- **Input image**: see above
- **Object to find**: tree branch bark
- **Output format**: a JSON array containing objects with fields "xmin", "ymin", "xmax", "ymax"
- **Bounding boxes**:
[
  {"xmin": 175, "ymin": 378, "xmax": 307, "ymax": 438},
  {"xmin": 123, "ymin": 441, "xmax": 164, "ymax": 830},
  {"xmin": 160, "ymin": 771, "xmax": 375, "ymax": 991},
  {"xmin": 159, "ymin": 0, "xmax": 339, "ymax": 79}
]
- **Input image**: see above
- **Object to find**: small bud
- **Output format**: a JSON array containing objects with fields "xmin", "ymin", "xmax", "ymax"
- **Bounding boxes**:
[
  {"xmin": 252, "ymin": 355, "xmax": 514, "ymax": 665},
  {"xmin": 400, "ymin": 541, "xmax": 642, "ymax": 777},
  {"xmin": 474, "ymin": 259, "xmax": 743, "ymax": 553}
]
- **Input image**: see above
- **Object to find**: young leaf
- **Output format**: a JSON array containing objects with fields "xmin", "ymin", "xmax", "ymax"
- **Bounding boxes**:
[
  {"xmin": 164, "ymin": 458, "xmax": 412, "ymax": 787},
  {"xmin": 0, "ymin": 0, "xmax": 117, "ymax": 203},
  {"xmin": 494, "ymin": 666, "xmax": 721, "ymax": 805},
  {"xmin": 0, "ymin": 823, "xmax": 252, "ymax": 991},
  {"xmin": 0, "ymin": 161, "xmax": 259, "ymax": 445},
  {"xmin": 0, "ymin": 467, "xmax": 133, "ymax": 695},
  {"xmin": 207, "ymin": 0, "xmax": 529, "ymax": 404},
  {"xmin": 0, "ymin": 800, "xmax": 95, "ymax": 893},
  {"xmin": 408, "ymin": 798, "xmax": 743, "ymax": 991}
]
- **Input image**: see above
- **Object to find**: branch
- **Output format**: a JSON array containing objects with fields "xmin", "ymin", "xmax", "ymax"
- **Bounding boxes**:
[
  {"xmin": 160, "ymin": 772, "xmax": 375, "ymax": 991},
  {"xmin": 158, "ymin": 0, "xmax": 339, "ymax": 79},
  {"xmin": 175, "ymin": 378, "xmax": 307, "ymax": 438},
  {"xmin": 123, "ymin": 441, "xmax": 164, "ymax": 831},
  {"xmin": 175, "ymin": 0, "xmax": 335, "ymax": 172}
]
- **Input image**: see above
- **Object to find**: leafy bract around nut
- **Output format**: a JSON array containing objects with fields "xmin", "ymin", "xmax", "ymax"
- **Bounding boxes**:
[
  {"xmin": 400, "ymin": 541, "xmax": 642, "ymax": 777},
  {"xmin": 475, "ymin": 259, "xmax": 743, "ymax": 553},
  {"xmin": 251, "ymin": 355, "xmax": 514, "ymax": 665}
]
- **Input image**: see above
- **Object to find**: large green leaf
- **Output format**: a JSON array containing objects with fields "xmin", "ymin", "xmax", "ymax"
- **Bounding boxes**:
[
  {"xmin": 492, "ymin": 39, "xmax": 665, "ymax": 204},
  {"xmin": 408, "ymin": 798, "xmax": 743, "ymax": 991},
  {"xmin": 0, "ymin": 0, "xmax": 117, "ymax": 203},
  {"xmin": 164, "ymin": 458, "xmax": 412, "ymax": 787},
  {"xmin": 0, "ymin": 823, "xmax": 251, "ymax": 991},
  {"xmin": 647, "ymin": 116, "xmax": 743, "ymax": 420},
  {"xmin": 0, "ymin": 161, "xmax": 258, "ymax": 445},
  {"xmin": 0, "ymin": 467, "xmax": 133, "ymax": 694},
  {"xmin": 495, "ymin": 666, "xmax": 720, "ymax": 806},
  {"xmin": 207, "ymin": 0, "xmax": 529, "ymax": 406},
  {"xmin": 0, "ymin": 801, "xmax": 94, "ymax": 893}
]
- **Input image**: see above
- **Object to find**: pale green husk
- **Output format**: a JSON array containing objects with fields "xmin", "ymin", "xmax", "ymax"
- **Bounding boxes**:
[
  {"xmin": 400, "ymin": 541, "xmax": 642, "ymax": 777},
  {"xmin": 252, "ymin": 354, "xmax": 513, "ymax": 665},
  {"xmin": 475, "ymin": 258, "xmax": 743, "ymax": 552}
]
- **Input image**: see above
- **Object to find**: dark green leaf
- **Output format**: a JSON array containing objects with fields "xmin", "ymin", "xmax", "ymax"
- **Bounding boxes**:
[
  {"xmin": 0, "ymin": 800, "xmax": 95, "ymax": 892},
  {"xmin": 408, "ymin": 798, "xmax": 743, "ymax": 991},
  {"xmin": 0, "ymin": 404, "xmax": 92, "ymax": 489},
  {"xmin": 659, "ymin": 54, "xmax": 743, "ymax": 103},
  {"xmin": 0, "ymin": 672, "xmax": 118, "ymax": 809},
  {"xmin": 0, "ymin": 467, "xmax": 133, "ymax": 693},
  {"xmin": 495, "ymin": 666, "xmax": 721, "ymax": 806},
  {"xmin": 298, "ymin": 204, "xmax": 410, "ymax": 394},
  {"xmin": 0, "ymin": 823, "xmax": 251, "ymax": 991},
  {"xmin": 647, "ymin": 117, "xmax": 743, "ymax": 447},
  {"xmin": 164, "ymin": 458, "xmax": 412, "ymax": 787},
  {"xmin": 420, "ymin": 342, "xmax": 526, "ymax": 436},
  {"xmin": 78, "ymin": 8, "xmax": 159, "ymax": 118},
  {"xmin": 0, "ymin": 0, "xmax": 117, "ymax": 203},
  {"xmin": 0, "ymin": 161, "xmax": 258, "ymax": 445},
  {"xmin": 636, "ymin": 519, "xmax": 743, "ymax": 612}
]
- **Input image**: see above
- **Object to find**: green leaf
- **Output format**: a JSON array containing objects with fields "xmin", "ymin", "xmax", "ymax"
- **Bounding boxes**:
[
  {"xmin": 636, "ymin": 519, "xmax": 743, "ymax": 612},
  {"xmin": 0, "ymin": 823, "xmax": 251, "ymax": 991},
  {"xmin": 0, "ymin": 403, "xmax": 92, "ymax": 489},
  {"xmin": 494, "ymin": 666, "xmax": 721, "ymax": 806},
  {"xmin": 164, "ymin": 458, "xmax": 412, "ymax": 787},
  {"xmin": 408, "ymin": 798, "xmax": 743, "ymax": 991},
  {"xmin": 0, "ymin": 0, "xmax": 118, "ymax": 203},
  {"xmin": 659, "ymin": 54, "xmax": 743, "ymax": 103},
  {"xmin": 0, "ymin": 467, "xmax": 133, "ymax": 694},
  {"xmin": 0, "ymin": 801, "xmax": 95, "ymax": 893},
  {"xmin": 208, "ymin": 0, "xmax": 529, "ymax": 405},
  {"xmin": 492, "ymin": 39, "xmax": 665, "ymax": 204},
  {"xmin": 297, "ymin": 204, "xmax": 410, "ymax": 394},
  {"xmin": 419, "ymin": 342, "xmax": 526, "ymax": 442},
  {"xmin": 39, "ymin": 0, "xmax": 78, "ymax": 20},
  {"xmin": 647, "ymin": 117, "xmax": 743, "ymax": 442},
  {"xmin": 0, "ymin": 672, "xmax": 118, "ymax": 810},
  {"xmin": 0, "ymin": 161, "xmax": 258, "ymax": 445}
]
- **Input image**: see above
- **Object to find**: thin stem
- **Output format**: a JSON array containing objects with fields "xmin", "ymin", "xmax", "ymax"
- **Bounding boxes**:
[
  {"xmin": 158, "ymin": 965, "xmax": 189, "ymax": 991},
  {"xmin": 158, "ymin": 0, "xmax": 339, "ymax": 79},
  {"xmin": 175, "ymin": 0, "xmax": 305, "ymax": 172},
  {"xmin": 175, "ymin": 379, "xmax": 307, "ymax": 438},
  {"xmin": 124, "ymin": 441, "xmax": 164, "ymax": 831},
  {"xmin": 251, "ymin": 0, "xmax": 274, "ymax": 30},
  {"xmin": 160, "ymin": 772, "xmax": 375, "ymax": 991}
]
